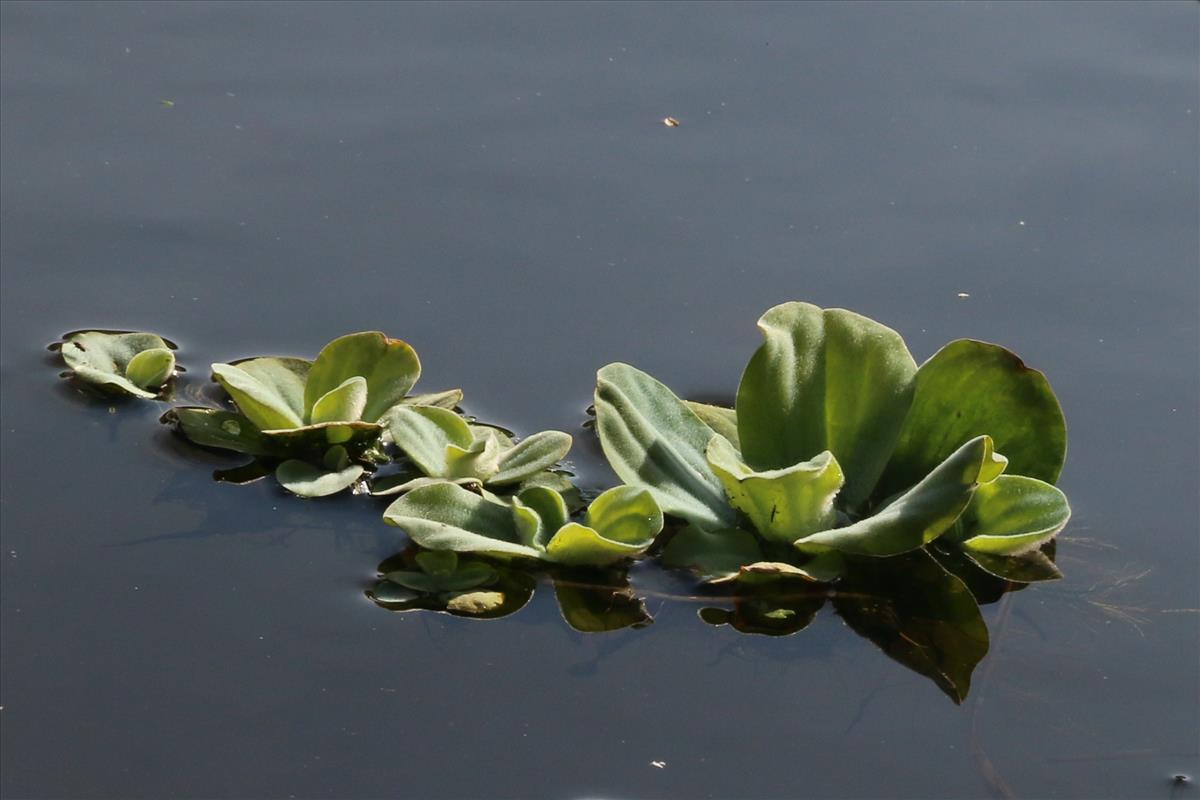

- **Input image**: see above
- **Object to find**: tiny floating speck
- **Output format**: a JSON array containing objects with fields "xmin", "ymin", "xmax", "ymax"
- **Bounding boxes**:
[
  {"xmin": 662, "ymin": 117, "xmax": 680, "ymax": 127},
  {"xmin": 957, "ymin": 292, "xmax": 970, "ymax": 298},
  {"xmin": 650, "ymin": 760, "xmax": 666, "ymax": 769},
  {"xmin": 160, "ymin": 99, "xmax": 175, "ymax": 107}
]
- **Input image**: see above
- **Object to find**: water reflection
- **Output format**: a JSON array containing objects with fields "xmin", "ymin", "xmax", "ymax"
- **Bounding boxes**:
[{"xmin": 369, "ymin": 542, "xmax": 1057, "ymax": 704}]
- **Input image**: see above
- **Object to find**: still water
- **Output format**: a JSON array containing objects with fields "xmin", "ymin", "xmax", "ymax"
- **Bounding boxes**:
[{"xmin": 2, "ymin": 2, "xmax": 1197, "ymax": 798}]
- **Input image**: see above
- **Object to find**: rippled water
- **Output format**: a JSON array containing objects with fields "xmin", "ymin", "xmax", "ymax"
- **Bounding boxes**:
[{"xmin": 2, "ymin": 3, "xmax": 1197, "ymax": 798}]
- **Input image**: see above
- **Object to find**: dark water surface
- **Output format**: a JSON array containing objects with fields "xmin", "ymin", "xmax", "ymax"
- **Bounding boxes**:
[{"xmin": 2, "ymin": 3, "xmax": 1197, "ymax": 798}]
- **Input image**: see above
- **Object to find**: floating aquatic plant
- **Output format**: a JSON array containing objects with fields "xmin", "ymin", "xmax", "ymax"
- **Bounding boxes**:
[
  {"xmin": 383, "ymin": 483, "xmax": 663, "ymax": 567},
  {"xmin": 54, "ymin": 330, "xmax": 177, "ymax": 398},
  {"xmin": 594, "ymin": 302, "xmax": 1070, "ymax": 584},
  {"xmin": 54, "ymin": 300, "xmax": 1075, "ymax": 701},
  {"xmin": 370, "ymin": 406, "xmax": 572, "ymax": 497},
  {"xmin": 164, "ymin": 332, "xmax": 461, "ymax": 497}
]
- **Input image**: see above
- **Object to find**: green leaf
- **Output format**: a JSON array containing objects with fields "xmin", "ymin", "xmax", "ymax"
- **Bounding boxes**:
[
  {"xmin": 385, "ymin": 406, "xmax": 473, "ymax": 476},
  {"xmin": 684, "ymin": 401, "xmax": 740, "ymax": 449},
  {"xmin": 369, "ymin": 475, "xmax": 482, "ymax": 497},
  {"xmin": 515, "ymin": 471, "xmax": 585, "ymax": 513},
  {"xmin": 161, "ymin": 407, "xmax": 274, "ymax": 456},
  {"xmin": 661, "ymin": 525, "xmax": 764, "ymax": 580},
  {"xmin": 235, "ymin": 357, "xmax": 311, "ymax": 420},
  {"xmin": 401, "ymin": 389, "xmax": 464, "ymax": 410},
  {"xmin": 544, "ymin": 523, "xmax": 650, "ymax": 566},
  {"xmin": 954, "ymin": 475, "xmax": 1071, "ymax": 555},
  {"xmin": 877, "ymin": 339, "xmax": 1067, "ymax": 499},
  {"xmin": 512, "ymin": 486, "xmax": 570, "ymax": 549},
  {"xmin": 706, "ymin": 435, "xmax": 844, "ymax": 543},
  {"xmin": 489, "ymin": 430, "xmax": 573, "ymax": 487},
  {"xmin": 124, "ymin": 348, "xmax": 176, "ymax": 391},
  {"xmin": 446, "ymin": 430, "xmax": 504, "ymax": 481},
  {"xmin": 382, "ymin": 482, "xmax": 542, "ymax": 559},
  {"xmin": 59, "ymin": 331, "xmax": 176, "ymax": 398},
  {"xmin": 212, "ymin": 362, "xmax": 305, "ymax": 430},
  {"xmin": 308, "ymin": 376, "xmax": 368, "ymax": 424},
  {"xmin": 834, "ymin": 550, "xmax": 989, "ymax": 704},
  {"xmin": 259, "ymin": 420, "xmax": 381, "ymax": 456},
  {"xmin": 594, "ymin": 363, "xmax": 736, "ymax": 529},
  {"xmin": 275, "ymin": 459, "xmax": 364, "ymax": 497},
  {"xmin": 541, "ymin": 488, "xmax": 662, "ymax": 568},
  {"xmin": 304, "ymin": 332, "xmax": 421, "ymax": 423},
  {"xmin": 583, "ymin": 486, "xmax": 663, "ymax": 546},
  {"xmin": 735, "ymin": 303, "xmax": 917, "ymax": 508},
  {"xmin": 795, "ymin": 435, "xmax": 1006, "ymax": 557}
]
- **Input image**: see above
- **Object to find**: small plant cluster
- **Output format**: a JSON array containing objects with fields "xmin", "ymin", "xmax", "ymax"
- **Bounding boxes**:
[{"xmin": 54, "ymin": 302, "xmax": 1072, "ymax": 702}]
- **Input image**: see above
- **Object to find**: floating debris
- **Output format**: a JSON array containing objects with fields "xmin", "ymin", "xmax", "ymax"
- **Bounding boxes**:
[
  {"xmin": 662, "ymin": 117, "xmax": 680, "ymax": 127},
  {"xmin": 650, "ymin": 760, "xmax": 667, "ymax": 769},
  {"xmin": 957, "ymin": 292, "xmax": 971, "ymax": 298}
]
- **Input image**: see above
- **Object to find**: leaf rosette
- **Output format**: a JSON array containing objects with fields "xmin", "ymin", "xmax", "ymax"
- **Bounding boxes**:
[
  {"xmin": 382, "ymin": 482, "xmax": 663, "ymax": 568},
  {"xmin": 164, "ymin": 331, "xmax": 462, "ymax": 496},
  {"xmin": 55, "ymin": 330, "xmax": 177, "ymax": 398},
  {"xmin": 370, "ymin": 405, "xmax": 573, "ymax": 498},
  {"xmin": 595, "ymin": 302, "xmax": 1071, "ymax": 584}
]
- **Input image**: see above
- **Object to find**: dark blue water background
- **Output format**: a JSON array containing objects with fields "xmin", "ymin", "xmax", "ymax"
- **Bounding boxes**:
[{"xmin": 2, "ymin": 2, "xmax": 1197, "ymax": 798}]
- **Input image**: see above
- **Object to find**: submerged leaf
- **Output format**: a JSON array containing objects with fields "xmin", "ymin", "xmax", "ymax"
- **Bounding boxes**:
[
  {"xmin": 594, "ymin": 363, "xmax": 736, "ymax": 529},
  {"xmin": 794, "ymin": 435, "xmax": 1006, "ymax": 557},
  {"xmin": 735, "ymin": 303, "xmax": 916, "ymax": 508}
]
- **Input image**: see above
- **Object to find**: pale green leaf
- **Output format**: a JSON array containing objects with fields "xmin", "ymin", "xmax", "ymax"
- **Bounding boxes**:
[
  {"xmin": 685, "ymin": 401, "xmax": 740, "ymax": 449},
  {"xmin": 544, "ymin": 522, "xmax": 649, "ymax": 566},
  {"xmin": 212, "ymin": 362, "xmax": 305, "ymax": 430},
  {"xmin": 382, "ymin": 482, "xmax": 542, "ymax": 559},
  {"xmin": 59, "ymin": 331, "xmax": 175, "ymax": 398},
  {"xmin": 275, "ymin": 459, "xmax": 364, "ymax": 497},
  {"xmin": 309, "ymin": 376, "xmax": 368, "ymax": 424},
  {"xmin": 512, "ymin": 486, "xmax": 569, "ymax": 549},
  {"xmin": 956, "ymin": 475, "xmax": 1071, "ymax": 555},
  {"xmin": 706, "ymin": 435, "xmax": 844, "ymax": 543},
  {"xmin": 594, "ymin": 363, "xmax": 736, "ymax": 529},
  {"xmin": 735, "ymin": 302, "xmax": 917, "ymax": 508},
  {"xmin": 385, "ymin": 406, "xmax": 473, "ymax": 476},
  {"xmin": 401, "ymin": 389, "xmax": 464, "ymax": 409},
  {"xmin": 304, "ymin": 332, "xmax": 421, "ymax": 423},
  {"xmin": 235, "ymin": 357, "xmax": 311, "ymax": 421},
  {"xmin": 489, "ymin": 430, "xmax": 573, "ymax": 486},
  {"xmin": 795, "ymin": 435, "xmax": 1006, "ymax": 557},
  {"xmin": 124, "ymin": 348, "xmax": 176, "ymax": 391}
]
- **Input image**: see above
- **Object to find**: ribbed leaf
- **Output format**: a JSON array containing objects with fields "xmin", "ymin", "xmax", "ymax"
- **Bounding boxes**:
[
  {"xmin": 489, "ymin": 430, "xmax": 573, "ymax": 486},
  {"xmin": 385, "ymin": 406, "xmax": 473, "ymax": 476},
  {"xmin": 684, "ymin": 401, "xmax": 740, "ymax": 449},
  {"xmin": 594, "ymin": 363, "xmax": 735, "ymax": 529},
  {"xmin": 877, "ymin": 339, "xmax": 1066, "ymax": 498},
  {"xmin": 308, "ymin": 376, "xmax": 368, "ymax": 424},
  {"xmin": 794, "ymin": 435, "xmax": 1007, "ymax": 557},
  {"xmin": 735, "ymin": 303, "xmax": 916, "ymax": 508},
  {"xmin": 304, "ymin": 332, "xmax": 420, "ymax": 423},
  {"xmin": 212, "ymin": 362, "xmax": 305, "ymax": 430},
  {"xmin": 382, "ymin": 482, "xmax": 541, "ymax": 559},
  {"xmin": 706, "ymin": 435, "xmax": 844, "ymax": 543},
  {"xmin": 956, "ymin": 475, "xmax": 1071, "ymax": 555}
]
